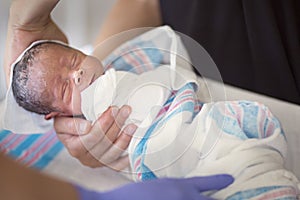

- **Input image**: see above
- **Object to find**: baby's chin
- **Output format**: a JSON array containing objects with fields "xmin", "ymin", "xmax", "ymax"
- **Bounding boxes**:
[
  {"xmin": 67, "ymin": 111, "xmax": 85, "ymax": 119},
  {"xmin": 72, "ymin": 114, "xmax": 86, "ymax": 119},
  {"xmin": 71, "ymin": 110, "xmax": 84, "ymax": 117},
  {"xmin": 88, "ymin": 70, "xmax": 103, "ymax": 87},
  {"xmin": 63, "ymin": 108, "xmax": 83, "ymax": 118},
  {"xmin": 95, "ymin": 71, "xmax": 103, "ymax": 79}
]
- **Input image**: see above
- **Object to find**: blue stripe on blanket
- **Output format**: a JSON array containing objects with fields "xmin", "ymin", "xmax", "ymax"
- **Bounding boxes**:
[
  {"xmin": 132, "ymin": 115, "xmax": 160, "ymax": 180},
  {"xmin": 33, "ymin": 141, "xmax": 64, "ymax": 169},
  {"xmin": 226, "ymin": 186, "xmax": 297, "ymax": 200},
  {"xmin": 0, "ymin": 129, "xmax": 64, "ymax": 170},
  {"xmin": 132, "ymin": 83, "xmax": 200, "ymax": 180},
  {"xmin": 208, "ymin": 101, "xmax": 284, "ymax": 140},
  {"xmin": 103, "ymin": 41, "xmax": 164, "ymax": 73}
]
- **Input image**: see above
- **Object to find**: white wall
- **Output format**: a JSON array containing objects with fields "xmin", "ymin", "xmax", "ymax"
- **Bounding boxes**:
[{"xmin": 0, "ymin": 0, "xmax": 116, "ymax": 100}]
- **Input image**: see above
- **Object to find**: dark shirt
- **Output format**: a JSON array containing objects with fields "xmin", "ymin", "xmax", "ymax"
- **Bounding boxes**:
[{"xmin": 160, "ymin": 0, "xmax": 300, "ymax": 104}]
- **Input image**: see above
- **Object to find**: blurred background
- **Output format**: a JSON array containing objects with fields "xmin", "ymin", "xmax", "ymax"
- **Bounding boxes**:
[{"xmin": 0, "ymin": 0, "xmax": 116, "ymax": 100}]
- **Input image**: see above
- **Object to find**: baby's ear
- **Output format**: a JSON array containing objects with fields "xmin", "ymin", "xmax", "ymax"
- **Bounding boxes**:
[{"xmin": 44, "ymin": 112, "xmax": 60, "ymax": 120}]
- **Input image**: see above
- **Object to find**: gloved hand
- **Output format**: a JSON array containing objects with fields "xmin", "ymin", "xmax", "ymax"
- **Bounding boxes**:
[{"xmin": 74, "ymin": 174, "xmax": 234, "ymax": 200}]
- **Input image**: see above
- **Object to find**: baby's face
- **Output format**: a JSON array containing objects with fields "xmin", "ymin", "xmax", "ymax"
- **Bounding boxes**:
[{"xmin": 31, "ymin": 44, "xmax": 103, "ymax": 118}]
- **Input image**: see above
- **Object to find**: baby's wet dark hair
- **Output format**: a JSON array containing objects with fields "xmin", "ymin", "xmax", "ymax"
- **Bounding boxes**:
[{"xmin": 11, "ymin": 42, "xmax": 60, "ymax": 115}]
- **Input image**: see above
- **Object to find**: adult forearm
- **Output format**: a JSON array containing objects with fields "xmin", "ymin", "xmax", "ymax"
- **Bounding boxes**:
[
  {"xmin": 4, "ymin": 0, "xmax": 67, "ymax": 86},
  {"xmin": 9, "ymin": 0, "xmax": 59, "ymax": 29},
  {"xmin": 95, "ymin": 0, "xmax": 162, "ymax": 44},
  {"xmin": 93, "ymin": 0, "xmax": 162, "ymax": 60},
  {"xmin": 0, "ymin": 153, "xmax": 79, "ymax": 200}
]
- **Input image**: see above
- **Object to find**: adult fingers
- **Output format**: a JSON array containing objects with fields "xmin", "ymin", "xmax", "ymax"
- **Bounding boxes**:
[
  {"xmin": 105, "ymin": 105, "xmax": 131, "ymax": 142},
  {"xmin": 78, "ymin": 154, "xmax": 130, "ymax": 170},
  {"xmin": 94, "ymin": 124, "xmax": 136, "ymax": 166},
  {"xmin": 80, "ymin": 106, "xmax": 134, "ymax": 161},
  {"xmin": 55, "ymin": 106, "xmax": 135, "ymax": 168},
  {"xmin": 75, "ymin": 125, "xmax": 135, "ymax": 169},
  {"xmin": 185, "ymin": 175, "xmax": 234, "ymax": 192},
  {"xmin": 109, "ymin": 156, "xmax": 130, "ymax": 171},
  {"xmin": 54, "ymin": 117, "xmax": 93, "ymax": 160},
  {"xmin": 79, "ymin": 107, "xmax": 117, "ymax": 151},
  {"xmin": 54, "ymin": 116, "xmax": 92, "ymax": 136},
  {"xmin": 56, "ymin": 133, "xmax": 89, "ymax": 160},
  {"xmin": 78, "ymin": 151, "xmax": 106, "ymax": 168},
  {"xmin": 72, "ymin": 107, "xmax": 126, "ymax": 167},
  {"xmin": 56, "ymin": 133, "xmax": 106, "ymax": 168}
]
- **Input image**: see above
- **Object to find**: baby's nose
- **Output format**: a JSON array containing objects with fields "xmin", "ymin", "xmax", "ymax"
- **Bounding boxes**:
[{"xmin": 74, "ymin": 69, "xmax": 84, "ymax": 85}]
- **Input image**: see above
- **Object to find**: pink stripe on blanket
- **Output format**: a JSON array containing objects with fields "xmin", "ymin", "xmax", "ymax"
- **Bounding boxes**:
[
  {"xmin": 0, "ymin": 133, "xmax": 19, "ymax": 148},
  {"xmin": 258, "ymin": 106, "xmax": 267, "ymax": 138},
  {"xmin": 134, "ymin": 157, "xmax": 142, "ymax": 169},
  {"xmin": 256, "ymin": 187, "xmax": 297, "ymax": 200},
  {"xmin": 134, "ymin": 48, "xmax": 156, "ymax": 71},
  {"xmin": 265, "ymin": 122, "xmax": 276, "ymax": 137},
  {"xmin": 5, "ymin": 134, "xmax": 28, "ymax": 150},
  {"xmin": 230, "ymin": 102, "xmax": 244, "ymax": 127},
  {"xmin": 121, "ymin": 49, "xmax": 144, "ymax": 74},
  {"xmin": 23, "ymin": 135, "xmax": 58, "ymax": 166},
  {"xmin": 156, "ymin": 105, "xmax": 170, "ymax": 118},
  {"xmin": 17, "ymin": 131, "xmax": 55, "ymax": 162},
  {"xmin": 167, "ymin": 97, "xmax": 196, "ymax": 115}
]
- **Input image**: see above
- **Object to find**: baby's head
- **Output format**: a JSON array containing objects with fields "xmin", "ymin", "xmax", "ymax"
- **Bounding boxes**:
[{"xmin": 12, "ymin": 41, "xmax": 104, "ymax": 120}]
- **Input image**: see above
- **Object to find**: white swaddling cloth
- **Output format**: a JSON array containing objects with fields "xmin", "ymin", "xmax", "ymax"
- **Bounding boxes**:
[{"xmin": 81, "ymin": 65, "xmax": 198, "ymax": 129}]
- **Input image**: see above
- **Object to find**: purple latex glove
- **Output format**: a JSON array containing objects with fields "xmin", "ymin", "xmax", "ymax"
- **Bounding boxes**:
[{"xmin": 75, "ymin": 174, "xmax": 234, "ymax": 200}]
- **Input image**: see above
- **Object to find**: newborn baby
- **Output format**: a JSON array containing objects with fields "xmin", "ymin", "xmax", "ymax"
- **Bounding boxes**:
[{"xmin": 11, "ymin": 40, "xmax": 196, "ymax": 130}]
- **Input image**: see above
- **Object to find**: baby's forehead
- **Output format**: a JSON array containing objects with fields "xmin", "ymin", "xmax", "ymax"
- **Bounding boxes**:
[
  {"xmin": 39, "ymin": 42, "xmax": 72, "ymax": 53},
  {"xmin": 33, "ymin": 43, "xmax": 74, "ymax": 60},
  {"xmin": 23, "ymin": 43, "xmax": 62, "ymax": 60}
]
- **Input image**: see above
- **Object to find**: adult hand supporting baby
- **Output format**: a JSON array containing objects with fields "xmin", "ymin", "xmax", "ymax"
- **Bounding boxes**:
[
  {"xmin": 4, "ymin": 0, "xmax": 68, "ymax": 86},
  {"xmin": 55, "ymin": 105, "xmax": 137, "ymax": 170}
]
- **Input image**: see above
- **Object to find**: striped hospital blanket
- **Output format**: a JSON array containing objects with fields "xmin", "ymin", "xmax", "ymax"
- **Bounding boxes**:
[
  {"xmin": 104, "ymin": 28, "xmax": 299, "ymax": 199},
  {"xmin": 0, "ymin": 129, "xmax": 63, "ymax": 169},
  {"xmin": 1, "ymin": 26, "xmax": 298, "ymax": 199}
]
